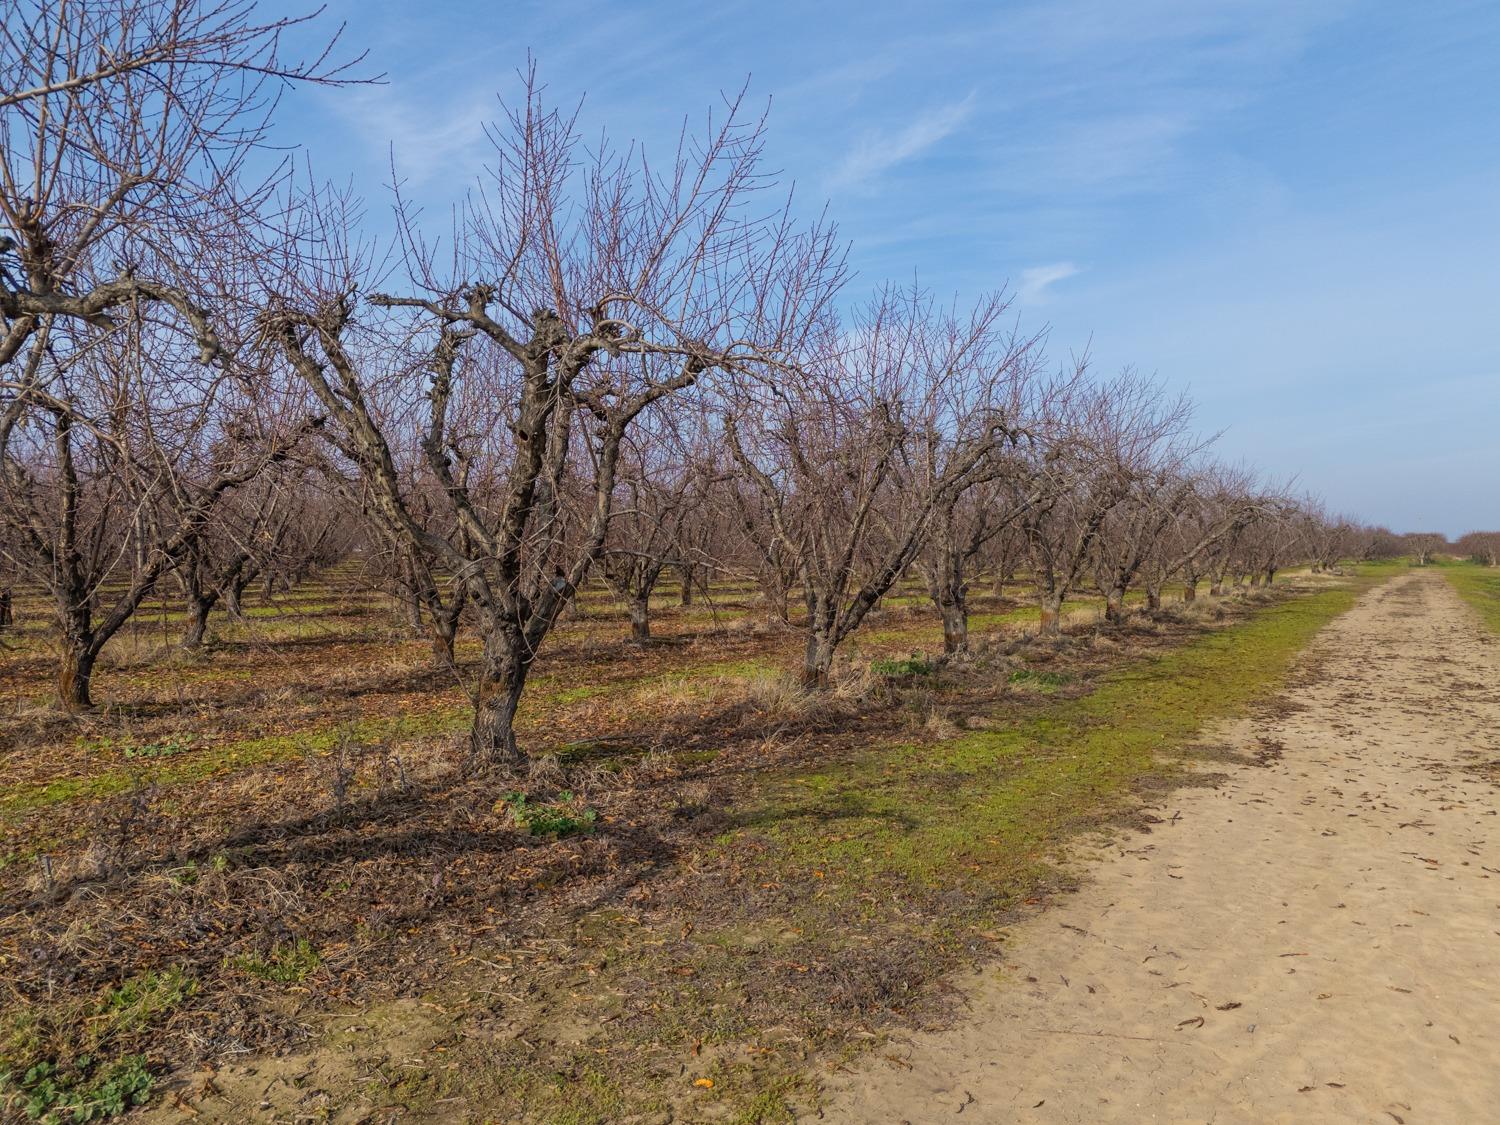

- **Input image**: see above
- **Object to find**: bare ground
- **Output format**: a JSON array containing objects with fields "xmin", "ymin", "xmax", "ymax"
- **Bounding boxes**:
[{"xmin": 816, "ymin": 570, "xmax": 1500, "ymax": 1124}]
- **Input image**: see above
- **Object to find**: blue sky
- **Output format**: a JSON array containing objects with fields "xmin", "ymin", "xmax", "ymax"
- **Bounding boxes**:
[{"xmin": 271, "ymin": 0, "xmax": 1500, "ymax": 535}]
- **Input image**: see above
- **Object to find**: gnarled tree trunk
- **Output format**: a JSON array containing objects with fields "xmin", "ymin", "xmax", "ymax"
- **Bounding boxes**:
[{"xmin": 471, "ymin": 635, "xmax": 530, "ymax": 766}]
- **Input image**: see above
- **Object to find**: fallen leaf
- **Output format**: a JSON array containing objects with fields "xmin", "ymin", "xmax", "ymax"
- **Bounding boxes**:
[{"xmin": 694, "ymin": 1078, "xmax": 714, "ymax": 1089}]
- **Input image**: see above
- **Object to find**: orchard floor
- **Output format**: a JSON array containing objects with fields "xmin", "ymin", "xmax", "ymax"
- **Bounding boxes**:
[{"xmin": 817, "ymin": 569, "xmax": 1500, "ymax": 1124}]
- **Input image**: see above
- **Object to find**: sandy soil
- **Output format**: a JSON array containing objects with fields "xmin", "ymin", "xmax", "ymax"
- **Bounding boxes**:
[{"xmin": 816, "ymin": 571, "xmax": 1500, "ymax": 1124}]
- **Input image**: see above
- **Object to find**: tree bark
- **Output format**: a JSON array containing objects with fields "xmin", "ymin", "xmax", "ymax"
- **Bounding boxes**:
[
  {"xmin": 225, "ymin": 571, "xmax": 253, "ymax": 619},
  {"xmin": 1183, "ymin": 579, "xmax": 1198, "ymax": 603},
  {"xmin": 938, "ymin": 595, "xmax": 968, "ymax": 654},
  {"xmin": 802, "ymin": 630, "xmax": 834, "ymax": 688},
  {"xmin": 679, "ymin": 566, "xmax": 694, "ymax": 606},
  {"xmin": 430, "ymin": 624, "xmax": 457, "ymax": 666},
  {"xmin": 182, "ymin": 596, "xmax": 213, "ymax": 650},
  {"xmin": 628, "ymin": 593, "xmax": 651, "ymax": 642},
  {"xmin": 1039, "ymin": 593, "xmax": 1063, "ymax": 637},
  {"xmin": 1145, "ymin": 585, "xmax": 1162, "ymax": 612},
  {"xmin": 59, "ymin": 644, "xmax": 96, "ymax": 712},
  {"xmin": 471, "ymin": 641, "xmax": 529, "ymax": 766}
]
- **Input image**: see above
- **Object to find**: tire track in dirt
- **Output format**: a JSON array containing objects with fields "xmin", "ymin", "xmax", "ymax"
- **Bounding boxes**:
[{"xmin": 815, "ymin": 571, "xmax": 1500, "ymax": 1123}]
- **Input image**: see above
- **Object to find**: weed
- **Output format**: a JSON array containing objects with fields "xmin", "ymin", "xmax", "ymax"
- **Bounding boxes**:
[
  {"xmin": 230, "ymin": 938, "xmax": 321, "ymax": 983},
  {"xmin": 0, "ymin": 968, "xmax": 193, "ymax": 1121},
  {"xmin": 498, "ymin": 791, "xmax": 599, "ymax": 838},
  {"xmin": 100, "ymin": 968, "xmax": 195, "ymax": 1032},
  {"xmin": 0, "ymin": 1054, "xmax": 153, "ymax": 1123},
  {"xmin": 870, "ymin": 656, "xmax": 934, "ymax": 678}
]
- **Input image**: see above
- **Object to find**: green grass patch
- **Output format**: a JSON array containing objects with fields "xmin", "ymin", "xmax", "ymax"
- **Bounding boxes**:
[
  {"xmin": 731, "ymin": 577, "xmax": 1374, "ymax": 896},
  {"xmin": 870, "ymin": 656, "xmax": 935, "ymax": 678},
  {"xmin": 2, "ymin": 708, "xmax": 470, "ymax": 820},
  {"xmin": 1443, "ymin": 563, "xmax": 1500, "ymax": 634},
  {"xmin": 230, "ymin": 938, "xmax": 321, "ymax": 983},
  {"xmin": 1007, "ymin": 668, "xmax": 1073, "ymax": 691}
]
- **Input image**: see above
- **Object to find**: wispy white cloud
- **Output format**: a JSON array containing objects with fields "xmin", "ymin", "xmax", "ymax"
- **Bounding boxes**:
[
  {"xmin": 328, "ymin": 76, "xmax": 502, "ymax": 190},
  {"xmin": 827, "ymin": 92, "xmax": 977, "ymax": 191},
  {"xmin": 1018, "ymin": 261, "xmax": 1081, "ymax": 302}
]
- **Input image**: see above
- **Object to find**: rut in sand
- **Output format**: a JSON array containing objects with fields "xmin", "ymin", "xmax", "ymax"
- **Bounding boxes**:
[{"xmin": 817, "ymin": 570, "xmax": 1500, "ymax": 1124}]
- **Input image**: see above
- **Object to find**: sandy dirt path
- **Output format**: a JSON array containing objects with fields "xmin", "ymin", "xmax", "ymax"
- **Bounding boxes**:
[{"xmin": 816, "ymin": 571, "xmax": 1500, "ymax": 1124}]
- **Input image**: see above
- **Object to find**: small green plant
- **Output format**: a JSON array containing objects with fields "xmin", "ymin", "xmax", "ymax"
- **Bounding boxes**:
[
  {"xmin": 871, "ymin": 656, "xmax": 934, "ymax": 678},
  {"xmin": 75, "ymin": 735, "xmax": 195, "ymax": 761},
  {"xmin": 100, "ymin": 968, "xmax": 195, "ymax": 1033},
  {"xmin": 0, "ymin": 1053, "xmax": 153, "ymax": 1123},
  {"xmin": 120, "ymin": 738, "xmax": 194, "ymax": 761},
  {"xmin": 499, "ymin": 791, "xmax": 599, "ymax": 838},
  {"xmin": 230, "ymin": 938, "xmax": 320, "ymax": 983}
]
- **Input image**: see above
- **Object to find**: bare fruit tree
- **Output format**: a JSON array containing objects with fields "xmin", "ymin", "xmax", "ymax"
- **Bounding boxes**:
[
  {"xmin": 723, "ymin": 287, "xmax": 1031, "ymax": 684},
  {"xmin": 1018, "ymin": 372, "xmax": 1189, "ymax": 635},
  {"xmin": 0, "ymin": 0, "xmax": 363, "ymax": 707},
  {"xmin": 269, "ymin": 80, "xmax": 845, "ymax": 763}
]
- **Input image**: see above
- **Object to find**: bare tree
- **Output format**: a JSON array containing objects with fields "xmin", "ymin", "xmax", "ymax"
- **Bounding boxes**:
[
  {"xmin": 1401, "ymin": 532, "xmax": 1446, "ymax": 567},
  {"xmin": 1019, "ymin": 372, "xmax": 1189, "ymax": 635},
  {"xmin": 1135, "ymin": 464, "xmax": 1259, "ymax": 609},
  {"xmin": 1456, "ymin": 530, "xmax": 1500, "ymax": 567},
  {"xmin": 0, "ymin": 0, "xmax": 362, "ymax": 706},
  {"xmin": 0, "ymin": 322, "xmax": 312, "ymax": 706},
  {"xmin": 269, "ymin": 78, "xmax": 845, "ymax": 763},
  {"xmin": 724, "ymin": 287, "xmax": 1030, "ymax": 684},
  {"xmin": 600, "ymin": 414, "xmax": 708, "ymax": 643}
]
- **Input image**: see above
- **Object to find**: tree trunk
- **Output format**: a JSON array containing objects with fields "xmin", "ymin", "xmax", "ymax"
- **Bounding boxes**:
[
  {"xmin": 802, "ymin": 629, "xmax": 834, "ymax": 688},
  {"xmin": 471, "ymin": 644, "xmax": 529, "ymax": 766},
  {"xmin": 1145, "ymin": 585, "xmax": 1162, "ymax": 612},
  {"xmin": 628, "ymin": 593, "xmax": 651, "ymax": 642},
  {"xmin": 182, "ymin": 597, "xmax": 213, "ymax": 650},
  {"xmin": 1264, "ymin": 566, "xmax": 1277, "ymax": 587},
  {"xmin": 59, "ymin": 645, "xmax": 96, "ymax": 712},
  {"xmin": 226, "ymin": 576, "xmax": 250, "ymax": 619},
  {"xmin": 1249, "ymin": 572, "xmax": 1263, "ymax": 588},
  {"xmin": 1039, "ymin": 592, "xmax": 1063, "ymax": 637},
  {"xmin": 938, "ymin": 594, "xmax": 968, "ymax": 654},
  {"xmin": 801, "ymin": 589, "xmax": 836, "ymax": 687},
  {"xmin": 430, "ymin": 624, "xmax": 457, "ymax": 666},
  {"xmin": 679, "ymin": 566, "xmax": 694, "ymax": 606},
  {"xmin": 0, "ymin": 588, "xmax": 12, "ymax": 632},
  {"xmin": 1104, "ymin": 586, "xmax": 1126, "ymax": 624}
]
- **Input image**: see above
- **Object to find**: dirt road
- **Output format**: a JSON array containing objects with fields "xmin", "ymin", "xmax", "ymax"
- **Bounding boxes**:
[{"xmin": 817, "ymin": 571, "xmax": 1500, "ymax": 1123}]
